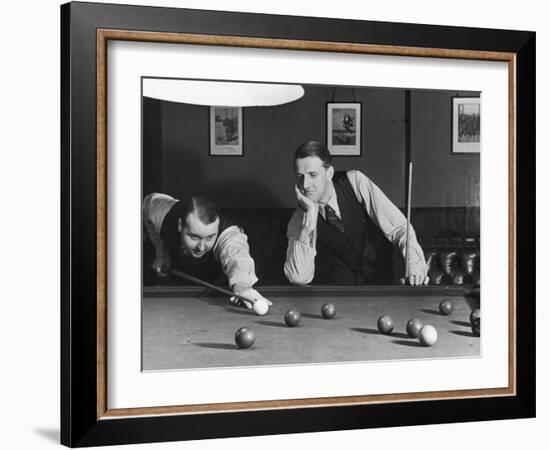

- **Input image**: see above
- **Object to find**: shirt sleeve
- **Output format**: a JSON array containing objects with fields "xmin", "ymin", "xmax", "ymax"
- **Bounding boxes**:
[
  {"xmin": 142, "ymin": 193, "xmax": 177, "ymax": 259},
  {"xmin": 214, "ymin": 225, "xmax": 259, "ymax": 288},
  {"xmin": 346, "ymin": 170, "xmax": 427, "ymax": 275},
  {"xmin": 283, "ymin": 209, "xmax": 317, "ymax": 285}
]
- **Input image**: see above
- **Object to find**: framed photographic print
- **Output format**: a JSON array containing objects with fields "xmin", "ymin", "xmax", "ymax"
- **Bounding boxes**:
[
  {"xmin": 452, "ymin": 97, "xmax": 481, "ymax": 153},
  {"xmin": 327, "ymin": 102, "xmax": 362, "ymax": 156},
  {"xmin": 61, "ymin": 1, "xmax": 535, "ymax": 447},
  {"xmin": 210, "ymin": 106, "xmax": 243, "ymax": 155}
]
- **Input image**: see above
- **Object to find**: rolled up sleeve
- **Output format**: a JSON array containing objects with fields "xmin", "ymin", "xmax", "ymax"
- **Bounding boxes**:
[
  {"xmin": 142, "ymin": 193, "xmax": 177, "ymax": 258},
  {"xmin": 284, "ymin": 210, "xmax": 317, "ymax": 285},
  {"xmin": 347, "ymin": 170, "xmax": 427, "ymax": 275},
  {"xmin": 214, "ymin": 225, "xmax": 259, "ymax": 288}
]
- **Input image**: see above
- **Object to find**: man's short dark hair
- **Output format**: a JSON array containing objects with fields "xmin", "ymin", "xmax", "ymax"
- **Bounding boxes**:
[
  {"xmin": 293, "ymin": 141, "xmax": 332, "ymax": 168},
  {"xmin": 177, "ymin": 196, "xmax": 220, "ymax": 225}
]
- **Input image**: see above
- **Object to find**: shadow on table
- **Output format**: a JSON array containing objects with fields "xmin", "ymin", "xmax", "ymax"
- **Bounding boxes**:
[
  {"xmin": 254, "ymin": 320, "xmax": 288, "ymax": 328},
  {"xmin": 391, "ymin": 339, "xmax": 425, "ymax": 347},
  {"xmin": 420, "ymin": 308, "xmax": 441, "ymax": 316},
  {"xmin": 193, "ymin": 342, "xmax": 239, "ymax": 350},
  {"xmin": 349, "ymin": 327, "xmax": 379, "ymax": 335},
  {"xmin": 450, "ymin": 320, "xmax": 471, "ymax": 327},
  {"xmin": 450, "ymin": 330, "xmax": 477, "ymax": 338}
]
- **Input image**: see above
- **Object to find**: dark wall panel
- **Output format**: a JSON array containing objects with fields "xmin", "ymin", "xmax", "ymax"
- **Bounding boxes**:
[{"xmin": 411, "ymin": 90, "xmax": 480, "ymax": 207}]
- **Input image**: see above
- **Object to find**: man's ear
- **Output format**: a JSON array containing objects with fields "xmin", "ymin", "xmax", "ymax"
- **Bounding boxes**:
[
  {"xmin": 327, "ymin": 165, "xmax": 334, "ymax": 181},
  {"xmin": 177, "ymin": 218, "xmax": 183, "ymax": 233}
]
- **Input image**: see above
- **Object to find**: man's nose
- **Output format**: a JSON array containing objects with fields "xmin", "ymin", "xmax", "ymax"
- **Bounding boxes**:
[
  {"xmin": 196, "ymin": 241, "xmax": 206, "ymax": 251},
  {"xmin": 303, "ymin": 176, "xmax": 311, "ymax": 190}
]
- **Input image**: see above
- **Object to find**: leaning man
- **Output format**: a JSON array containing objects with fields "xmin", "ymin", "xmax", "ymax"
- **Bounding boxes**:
[
  {"xmin": 284, "ymin": 141, "xmax": 428, "ymax": 286},
  {"xmin": 143, "ymin": 192, "xmax": 271, "ymax": 309}
]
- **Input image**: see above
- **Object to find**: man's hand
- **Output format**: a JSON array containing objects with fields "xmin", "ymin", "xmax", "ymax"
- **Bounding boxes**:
[
  {"xmin": 295, "ymin": 184, "xmax": 318, "ymax": 216},
  {"xmin": 230, "ymin": 284, "xmax": 273, "ymax": 309},
  {"xmin": 151, "ymin": 255, "xmax": 171, "ymax": 278},
  {"xmin": 400, "ymin": 267, "xmax": 429, "ymax": 286}
]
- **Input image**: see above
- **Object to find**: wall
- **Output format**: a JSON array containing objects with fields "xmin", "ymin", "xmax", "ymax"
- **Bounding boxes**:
[
  {"xmin": 146, "ymin": 85, "xmax": 479, "ymax": 209},
  {"xmin": 412, "ymin": 90, "xmax": 480, "ymax": 207}
]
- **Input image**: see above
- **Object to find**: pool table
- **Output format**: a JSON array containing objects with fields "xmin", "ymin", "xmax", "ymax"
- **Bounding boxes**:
[{"xmin": 142, "ymin": 285, "xmax": 480, "ymax": 371}]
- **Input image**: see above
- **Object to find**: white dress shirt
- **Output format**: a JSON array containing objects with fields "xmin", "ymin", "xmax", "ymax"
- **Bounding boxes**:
[{"xmin": 284, "ymin": 170, "xmax": 427, "ymax": 285}]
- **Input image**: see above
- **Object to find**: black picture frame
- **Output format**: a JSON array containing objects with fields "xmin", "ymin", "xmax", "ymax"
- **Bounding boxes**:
[
  {"xmin": 326, "ymin": 101, "xmax": 363, "ymax": 156},
  {"xmin": 61, "ymin": 1, "xmax": 535, "ymax": 447},
  {"xmin": 451, "ymin": 96, "xmax": 481, "ymax": 154},
  {"xmin": 209, "ymin": 106, "xmax": 244, "ymax": 156}
]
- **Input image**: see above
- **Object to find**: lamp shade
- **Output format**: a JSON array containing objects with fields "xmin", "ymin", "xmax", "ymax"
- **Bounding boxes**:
[{"xmin": 143, "ymin": 79, "xmax": 304, "ymax": 107}]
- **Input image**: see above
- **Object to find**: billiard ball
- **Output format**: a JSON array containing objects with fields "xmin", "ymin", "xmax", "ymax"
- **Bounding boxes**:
[
  {"xmin": 439, "ymin": 300, "xmax": 454, "ymax": 315},
  {"xmin": 234, "ymin": 327, "xmax": 255, "ymax": 349},
  {"xmin": 406, "ymin": 318, "xmax": 423, "ymax": 338},
  {"xmin": 253, "ymin": 298, "xmax": 269, "ymax": 316},
  {"xmin": 284, "ymin": 309, "xmax": 301, "ymax": 327},
  {"xmin": 321, "ymin": 303, "xmax": 336, "ymax": 319},
  {"xmin": 470, "ymin": 308, "xmax": 481, "ymax": 325},
  {"xmin": 471, "ymin": 317, "xmax": 480, "ymax": 337},
  {"xmin": 377, "ymin": 315, "xmax": 394, "ymax": 334},
  {"xmin": 418, "ymin": 325, "xmax": 438, "ymax": 346}
]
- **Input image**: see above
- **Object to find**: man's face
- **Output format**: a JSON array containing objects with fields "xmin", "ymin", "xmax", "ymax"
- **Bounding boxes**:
[
  {"xmin": 294, "ymin": 156, "xmax": 334, "ymax": 203},
  {"xmin": 179, "ymin": 212, "xmax": 220, "ymax": 258}
]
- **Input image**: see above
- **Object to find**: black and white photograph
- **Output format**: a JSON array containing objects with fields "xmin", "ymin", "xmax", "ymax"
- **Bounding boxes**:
[
  {"xmin": 141, "ymin": 78, "xmax": 481, "ymax": 371},
  {"xmin": 210, "ymin": 106, "xmax": 243, "ymax": 155},
  {"xmin": 327, "ymin": 102, "xmax": 361, "ymax": 155},
  {"xmin": 452, "ymin": 97, "xmax": 481, "ymax": 153}
]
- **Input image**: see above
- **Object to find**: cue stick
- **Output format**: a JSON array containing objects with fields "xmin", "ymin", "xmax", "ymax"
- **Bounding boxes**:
[
  {"xmin": 169, "ymin": 268, "xmax": 257, "ymax": 305},
  {"xmin": 405, "ymin": 161, "xmax": 413, "ymax": 280}
]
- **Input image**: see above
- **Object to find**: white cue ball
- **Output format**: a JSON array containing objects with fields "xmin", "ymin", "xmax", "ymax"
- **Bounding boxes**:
[
  {"xmin": 418, "ymin": 325, "xmax": 438, "ymax": 346},
  {"xmin": 253, "ymin": 298, "xmax": 269, "ymax": 316}
]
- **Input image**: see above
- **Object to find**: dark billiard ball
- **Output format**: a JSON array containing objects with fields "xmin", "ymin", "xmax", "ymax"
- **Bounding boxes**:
[
  {"xmin": 377, "ymin": 315, "xmax": 394, "ymax": 335},
  {"xmin": 235, "ymin": 327, "xmax": 255, "ymax": 349},
  {"xmin": 439, "ymin": 300, "xmax": 454, "ymax": 315},
  {"xmin": 284, "ymin": 309, "xmax": 301, "ymax": 327},
  {"xmin": 470, "ymin": 308, "xmax": 481, "ymax": 325},
  {"xmin": 471, "ymin": 317, "xmax": 480, "ymax": 337},
  {"xmin": 321, "ymin": 303, "xmax": 336, "ymax": 319},
  {"xmin": 406, "ymin": 318, "xmax": 423, "ymax": 338}
]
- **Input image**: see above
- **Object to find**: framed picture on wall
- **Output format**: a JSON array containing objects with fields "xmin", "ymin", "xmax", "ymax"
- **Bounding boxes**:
[
  {"xmin": 327, "ymin": 102, "xmax": 362, "ymax": 156},
  {"xmin": 452, "ymin": 97, "xmax": 481, "ymax": 153},
  {"xmin": 210, "ymin": 106, "xmax": 243, "ymax": 155},
  {"xmin": 61, "ymin": 2, "xmax": 535, "ymax": 447}
]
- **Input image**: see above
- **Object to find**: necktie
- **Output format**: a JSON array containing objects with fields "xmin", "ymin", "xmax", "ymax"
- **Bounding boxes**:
[{"xmin": 324, "ymin": 204, "xmax": 345, "ymax": 233}]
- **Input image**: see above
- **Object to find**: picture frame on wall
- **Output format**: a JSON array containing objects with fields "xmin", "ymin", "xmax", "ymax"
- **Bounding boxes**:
[
  {"xmin": 209, "ymin": 106, "xmax": 243, "ymax": 156},
  {"xmin": 327, "ymin": 102, "xmax": 362, "ymax": 156},
  {"xmin": 452, "ymin": 97, "xmax": 481, "ymax": 153},
  {"xmin": 61, "ymin": 1, "xmax": 535, "ymax": 447}
]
